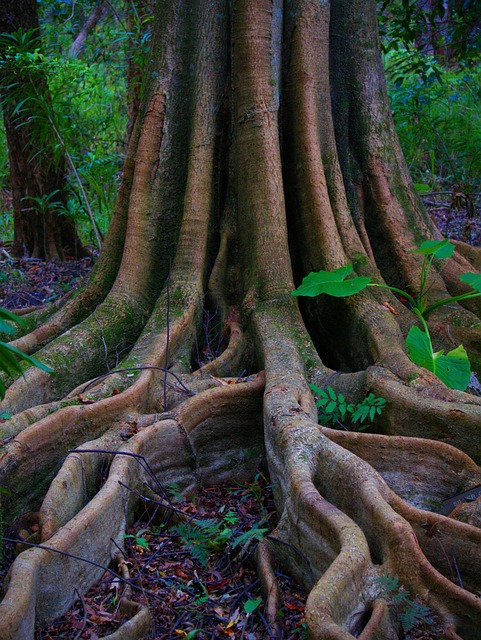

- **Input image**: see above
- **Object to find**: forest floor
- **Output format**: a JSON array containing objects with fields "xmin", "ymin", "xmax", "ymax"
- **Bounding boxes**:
[{"xmin": 0, "ymin": 196, "xmax": 478, "ymax": 639}]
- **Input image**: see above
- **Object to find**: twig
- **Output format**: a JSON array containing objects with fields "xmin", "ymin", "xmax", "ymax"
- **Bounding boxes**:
[
  {"xmin": 80, "ymin": 366, "xmax": 194, "ymax": 395},
  {"xmin": 257, "ymin": 609, "xmax": 276, "ymax": 640},
  {"xmin": 1, "ymin": 537, "xmax": 162, "ymax": 601},
  {"xmin": 68, "ymin": 449, "xmax": 173, "ymax": 505},
  {"xmin": 72, "ymin": 588, "xmax": 87, "ymax": 640},
  {"xmin": 452, "ymin": 551, "xmax": 464, "ymax": 589}
]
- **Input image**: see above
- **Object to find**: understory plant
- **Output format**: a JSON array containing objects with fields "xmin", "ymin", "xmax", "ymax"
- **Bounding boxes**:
[
  {"xmin": 0, "ymin": 306, "xmax": 54, "ymax": 400},
  {"xmin": 0, "ymin": 28, "xmax": 126, "ymax": 244},
  {"xmin": 377, "ymin": 575, "xmax": 433, "ymax": 634},
  {"xmin": 170, "ymin": 510, "xmax": 268, "ymax": 567},
  {"xmin": 309, "ymin": 384, "xmax": 386, "ymax": 431},
  {"xmin": 292, "ymin": 239, "xmax": 481, "ymax": 391}
]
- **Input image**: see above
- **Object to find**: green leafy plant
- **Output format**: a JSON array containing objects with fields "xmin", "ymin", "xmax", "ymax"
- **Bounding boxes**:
[
  {"xmin": 292, "ymin": 239, "xmax": 480, "ymax": 391},
  {"xmin": 0, "ymin": 306, "xmax": 54, "ymax": 399},
  {"xmin": 309, "ymin": 384, "xmax": 386, "ymax": 431},
  {"xmin": 0, "ymin": 27, "xmax": 127, "ymax": 246},
  {"xmin": 170, "ymin": 511, "xmax": 240, "ymax": 567},
  {"xmin": 124, "ymin": 528, "xmax": 150, "ymax": 550},
  {"xmin": 377, "ymin": 575, "xmax": 432, "ymax": 633},
  {"xmin": 229, "ymin": 472, "xmax": 270, "ymax": 516},
  {"xmin": 231, "ymin": 522, "xmax": 269, "ymax": 549},
  {"xmin": 166, "ymin": 482, "xmax": 184, "ymax": 502},
  {"xmin": 170, "ymin": 511, "xmax": 268, "ymax": 567}
]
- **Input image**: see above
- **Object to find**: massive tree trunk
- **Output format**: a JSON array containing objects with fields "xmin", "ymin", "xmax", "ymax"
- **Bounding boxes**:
[
  {"xmin": 2, "ymin": 1, "xmax": 481, "ymax": 638},
  {"xmin": 0, "ymin": 0, "xmax": 88, "ymax": 260}
]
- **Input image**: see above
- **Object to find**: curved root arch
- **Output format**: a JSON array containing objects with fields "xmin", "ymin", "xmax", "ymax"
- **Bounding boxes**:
[{"xmin": 2, "ymin": 0, "xmax": 481, "ymax": 639}]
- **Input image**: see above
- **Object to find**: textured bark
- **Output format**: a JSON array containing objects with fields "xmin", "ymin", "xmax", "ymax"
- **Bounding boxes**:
[
  {"xmin": 1, "ymin": 1, "xmax": 481, "ymax": 638},
  {"xmin": 0, "ymin": 0, "xmax": 88, "ymax": 260}
]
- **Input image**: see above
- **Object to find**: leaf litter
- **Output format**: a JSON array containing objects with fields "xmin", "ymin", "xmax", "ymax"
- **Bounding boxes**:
[{"xmin": 32, "ymin": 474, "xmax": 307, "ymax": 639}]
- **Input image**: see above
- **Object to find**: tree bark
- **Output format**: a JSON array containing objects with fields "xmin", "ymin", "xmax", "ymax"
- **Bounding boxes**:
[
  {"xmin": 0, "ymin": 0, "xmax": 88, "ymax": 260},
  {"xmin": 1, "ymin": 1, "xmax": 481, "ymax": 638},
  {"xmin": 68, "ymin": 1, "xmax": 110, "ymax": 59}
]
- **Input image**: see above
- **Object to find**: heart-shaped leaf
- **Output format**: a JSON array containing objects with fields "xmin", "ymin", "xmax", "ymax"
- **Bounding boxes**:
[
  {"xmin": 458, "ymin": 272, "xmax": 481, "ymax": 293},
  {"xmin": 244, "ymin": 597, "xmax": 262, "ymax": 614},
  {"xmin": 292, "ymin": 265, "xmax": 371, "ymax": 298},
  {"xmin": 406, "ymin": 326, "xmax": 471, "ymax": 391},
  {"xmin": 411, "ymin": 239, "xmax": 454, "ymax": 259}
]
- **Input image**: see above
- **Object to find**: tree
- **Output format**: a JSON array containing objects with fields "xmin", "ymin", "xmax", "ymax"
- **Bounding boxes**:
[
  {"xmin": 68, "ymin": 1, "xmax": 110, "ymax": 59},
  {"xmin": 1, "ymin": 0, "xmax": 481, "ymax": 638},
  {"xmin": 0, "ymin": 0, "xmax": 88, "ymax": 260}
]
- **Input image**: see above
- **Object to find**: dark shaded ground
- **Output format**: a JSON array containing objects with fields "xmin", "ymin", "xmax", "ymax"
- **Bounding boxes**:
[
  {"xmin": 4, "ymin": 474, "xmax": 308, "ymax": 639},
  {"xmin": 0, "ymin": 254, "xmax": 94, "ymax": 311},
  {"xmin": 425, "ymin": 192, "xmax": 481, "ymax": 245}
]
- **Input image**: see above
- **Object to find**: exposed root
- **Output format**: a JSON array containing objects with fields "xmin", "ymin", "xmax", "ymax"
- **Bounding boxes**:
[
  {"xmin": 99, "ymin": 558, "xmax": 153, "ymax": 640},
  {"xmin": 2, "ymin": 1, "xmax": 481, "ymax": 639}
]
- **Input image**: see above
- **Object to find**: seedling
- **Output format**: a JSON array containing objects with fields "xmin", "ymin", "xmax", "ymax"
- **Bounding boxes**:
[
  {"xmin": 292, "ymin": 240, "xmax": 480, "ymax": 391},
  {"xmin": 124, "ymin": 529, "xmax": 150, "ymax": 550},
  {"xmin": 170, "ymin": 511, "xmax": 268, "ymax": 567},
  {"xmin": 309, "ymin": 384, "xmax": 386, "ymax": 431},
  {"xmin": 376, "ymin": 575, "xmax": 432, "ymax": 633}
]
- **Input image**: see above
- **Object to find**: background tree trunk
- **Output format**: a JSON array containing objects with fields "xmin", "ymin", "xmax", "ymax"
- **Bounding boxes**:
[
  {"xmin": 68, "ymin": 1, "xmax": 110, "ymax": 59},
  {"xmin": 0, "ymin": 0, "xmax": 88, "ymax": 260},
  {"xmin": 1, "ymin": 1, "xmax": 481, "ymax": 638}
]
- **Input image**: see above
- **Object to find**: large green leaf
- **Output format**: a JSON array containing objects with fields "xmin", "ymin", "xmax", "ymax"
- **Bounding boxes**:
[
  {"xmin": 0, "ymin": 342, "xmax": 54, "ymax": 374},
  {"xmin": 406, "ymin": 326, "xmax": 471, "ymax": 391},
  {"xmin": 0, "ymin": 307, "xmax": 25, "ymax": 335},
  {"xmin": 458, "ymin": 272, "xmax": 481, "ymax": 293},
  {"xmin": 0, "ymin": 341, "xmax": 54, "ymax": 399},
  {"xmin": 292, "ymin": 265, "xmax": 371, "ymax": 298},
  {"xmin": 411, "ymin": 238, "xmax": 454, "ymax": 259}
]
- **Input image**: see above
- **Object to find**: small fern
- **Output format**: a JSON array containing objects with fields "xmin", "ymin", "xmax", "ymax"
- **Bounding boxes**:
[
  {"xmin": 377, "ymin": 574, "xmax": 432, "ymax": 633},
  {"xmin": 169, "ymin": 510, "xmax": 270, "ymax": 567},
  {"xmin": 231, "ymin": 523, "xmax": 269, "ymax": 549},
  {"xmin": 170, "ymin": 511, "xmax": 240, "ymax": 566}
]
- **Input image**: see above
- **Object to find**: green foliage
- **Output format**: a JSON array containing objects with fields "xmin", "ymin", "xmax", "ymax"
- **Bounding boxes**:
[
  {"xmin": 385, "ymin": 50, "xmax": 481, "ymax": 189},
  {"xmin": 292, "ymin": 240, "xmax": 481, "ymax": 390},
  {"xmin": 170, "ymin": 511, "xmax": 269, "ymax": 567},
  {"xmin": 406, "ymin": 327, "xmax": 471, "ymax": 391},
  {"xmin": 170, "ymin": 512, "xmax": 239, "ymax": 567},
  {"xmin": 124, "ymin": 528, "xmax": 150, "ymax": 550},
  {"xmin": 0, "ymin": 23, "xmax": 127, "ymax": 243},
  {"xmin": 379, "ymin": 0, "xmax": 480, "ymax": 64},
  {"xmin": 230, "ymin": 522, "xmax": 269, "ymax": 549},
  {"xmin": 0, "ymin": 306, "xmax": 54, "ymax": 399},
  {"xmin": 377, "ymin": 574, "xmax": 433, "ymax": 633},
  {"xmin": 167, "ymin": 482, "xmax": 184, "ymax": 502},
  {"xmin": 291, "ymin": 265, "xmax": 371, "ymax": 298},
  {"xmin": 244, "ymin": 597, "xmax": 262, "ymax": 614},
  {"xmin": 309, "ymin": 384, "xmax": 386, "ymax": 431}
]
